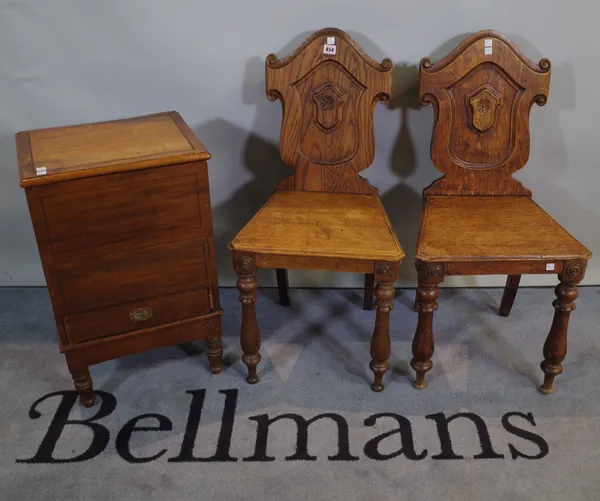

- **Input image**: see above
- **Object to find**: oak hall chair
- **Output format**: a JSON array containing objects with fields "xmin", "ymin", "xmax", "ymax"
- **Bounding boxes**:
[
  {"xmin": 228, "ymin": 28, "xmax": 404, "ymax": 391},
  {"xmin": 411, "ymin": 30, "xmax": 591, "ymax": 394}
]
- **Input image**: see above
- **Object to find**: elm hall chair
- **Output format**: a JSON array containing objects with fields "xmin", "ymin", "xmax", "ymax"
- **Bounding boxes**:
[
  {"xmin": 411, "ymin": 30, "xmax": 591, "ymax": 394},
  {"xmin": 228, "ymin": 28, "xmax": 404, "ymax": 391}
]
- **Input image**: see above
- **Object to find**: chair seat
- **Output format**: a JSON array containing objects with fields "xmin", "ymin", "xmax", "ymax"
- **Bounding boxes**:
[
  {"xmin": 230, "ymin": 191, "xmax": 404, "ymax": 262},
  {"xmin": 417, "ymin": 196, "xmax": 591, "ymax": 262}
]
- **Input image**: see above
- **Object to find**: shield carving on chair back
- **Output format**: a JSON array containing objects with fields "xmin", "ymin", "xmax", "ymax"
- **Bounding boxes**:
[
  {"xmin": 266, "ymin": 28, "xmax": 392, "ymax": 194},
  {"xmin": 419, "ymin": 30, "xmax": 551, "ymax": 195},
  {"xmin": 294, "ymin": 62, "xmax": 366, "ymax": 165}
]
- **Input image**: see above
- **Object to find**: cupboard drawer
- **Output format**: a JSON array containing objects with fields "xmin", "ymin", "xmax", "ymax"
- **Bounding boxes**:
[
  {"xmin": 53, "ymin": 238, "xmax": 211, "ymax": 313},
  {"xmin": 63, "ymin": 288, "xmax": 213, "ymax": 344},
  {"xmin": 40, "ymin": 169, "xmax": 206, "ymax": 261}
]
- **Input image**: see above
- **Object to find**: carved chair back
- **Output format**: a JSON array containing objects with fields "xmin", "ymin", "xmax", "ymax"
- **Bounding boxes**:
[
  {"xmin": 266, "ymin": 28, "xmax": 392, "ymax": 195},
  {"xmin": 419, "ymin": 30, "xmax": 551, "ymax": 196}
]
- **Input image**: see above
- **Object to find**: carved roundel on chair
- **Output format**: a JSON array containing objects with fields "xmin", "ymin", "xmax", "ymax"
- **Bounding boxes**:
[
  {"xmin": 564, "ymin": 261, "xmax": 585, "ymax": 281},
  {"xmin": 375, "ymin": 263, "xmax": 393, "ymax": 278},
  {"xmin": 419, "ymin": 30, "xmax": 551, "ymax": 195},
  {"xmin": 266, "ymin": 27, "xmax": 393, "ymax": 194},
  {"xmin": 237, "ymin": 255, "xmax": 254, "ymax": 272}
]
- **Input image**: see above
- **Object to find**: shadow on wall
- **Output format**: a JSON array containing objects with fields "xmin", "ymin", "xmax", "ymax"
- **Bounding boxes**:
[
  {"xmin": 528, "ymin": 62, "xmax": 599, "ymax": 283},
  {"xmin": 388, "ymin": 31, "xmax": 598, "ymax": 287},
  {"xmin": 193, "ymin": 32, "xmax": 318, "ymax": 289},
  {"xmin": 191, "ymin": 29, "xmax": 370, "ymax": 289},
  {"xmin": 381, "ymin": 62, "xmax": 422, "ymax": 284},
  {"xmin": 191, "ymin": 58, "xmax": 290, "ymax": 287},
  {"xmin": 198, "ymin": 30, "xmax": 595, "ymax": 289},
  {"xmin": 194, "ymin": 31, "xmax": 478, "ymax": 288},
  {"xmin": 192, "ymin": 117, "xmax": 287, "ymax": 289},
  {"xmin": 506, "ymin": 46, "xmax": 599, "ymax": 281},
  {"xmin": 0, "ymin": 134, "xmax": 44, "ymax": 286},
  {"xmin": 380, "ymin": 34, "xmax": 471, "ymax": 284}
]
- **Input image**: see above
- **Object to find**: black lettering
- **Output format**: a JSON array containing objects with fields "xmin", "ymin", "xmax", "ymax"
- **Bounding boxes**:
[
  {"xmin": 168, "ymin": 389, "xmax": 238, "ymax": 462},
  {"xmin": 364, "ymin": 413, "xmax": 427, "ymax": 460},
  {"xmin": 502, "ymin": 412, "xmax": 549, "ymax": 459},
  {"xmin": 426, "ymin": 412, "xmax": 504, "ymax": 460},
  {"xmin": 116, "ymin": 413, "xmax": 172, "ymax": 463},
  {"xmin": 244, "ymin": 413, "xmax": 359, "ymax": 461},
  {"xmin": 17, "ymin": 391, "xmax": 116, "ymax": 463}
]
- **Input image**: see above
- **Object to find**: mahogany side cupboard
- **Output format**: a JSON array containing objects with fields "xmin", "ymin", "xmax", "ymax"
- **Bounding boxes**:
[{"xmin": 17, "ymin": 112, "xmax": 224, "ymax": 407}]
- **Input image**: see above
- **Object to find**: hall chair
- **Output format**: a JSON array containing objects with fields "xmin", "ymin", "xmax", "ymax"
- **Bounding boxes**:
[
  {"xmin": 410, "ymin": 30, "xmax": 591, "ymax": 394},
  {"xmin": 228, "ymin": 28, "xmax": 404, "ymax": 391}
]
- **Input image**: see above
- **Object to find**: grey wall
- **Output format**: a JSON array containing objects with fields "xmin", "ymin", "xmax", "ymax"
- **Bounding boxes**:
[{"xmin": 1, "ymin": 0, "xmax": 598, "ymax": 288}]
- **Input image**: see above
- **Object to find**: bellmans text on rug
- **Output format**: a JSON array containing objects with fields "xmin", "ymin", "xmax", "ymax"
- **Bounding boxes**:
[{"xmin": 1, "ymin": 287, "xmax": 599, "ymax": 500}]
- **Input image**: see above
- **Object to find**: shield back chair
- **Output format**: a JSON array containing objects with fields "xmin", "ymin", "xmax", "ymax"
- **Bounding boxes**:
[
  {"xmin": 228, "ymin": 28, "xmax": 404, "ymax": 391},
  {"xmin": 411, "ymin": 30, "xmax": 591, "ymax": 393}
]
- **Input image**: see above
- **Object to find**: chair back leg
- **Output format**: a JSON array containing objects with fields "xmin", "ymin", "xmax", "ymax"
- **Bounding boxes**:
[
  {"xmin": 276, "ymin": 268, "xmax": 290, "ymax": 306},
  {"xmin": 499, "ymin": 274, "xmax": 521, "ymax": 317},
  {"xmin": 363, "ymin": 273, "xmax": 375, "ymax": 310}
]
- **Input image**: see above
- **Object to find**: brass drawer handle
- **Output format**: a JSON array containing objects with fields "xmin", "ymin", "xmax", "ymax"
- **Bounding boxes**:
[{"xmin": 129, "ymin": 307, "xmax": 153, "ymax": 322}]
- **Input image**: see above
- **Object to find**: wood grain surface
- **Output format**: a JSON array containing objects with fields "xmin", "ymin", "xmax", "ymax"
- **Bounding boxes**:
[
  {"xmin": 230, "ymin": 190, "xmax": 404, "ymax": 261},
  {"xmin": 266, "ymin": 27, "xmax": 392, "ymax": 194},
  {"xmin": 18, "ymin": 112, "xmax": 223, "ymax": 406},
  {"xmin": 417, "ymin": 196, "xmax": 590, "ymax": 262},
  {"xmin": 17, "ymin": 111, "xmax": 209, "ymax": 187},
  {"xmin": 411, "ymin": 30, "xmax": 591, "ymax": 394},
  {"xmin": 231, "ymin": 28, "xmax": 402, "ymax": 391},
  {"xmin": 419, "ymin": 30, "xmax": 550, "ymax": 196}
]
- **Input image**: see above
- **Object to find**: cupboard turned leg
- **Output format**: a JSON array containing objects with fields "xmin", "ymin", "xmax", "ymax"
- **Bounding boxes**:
[
  {"xmin": 411, "ymin": 262, "xmax": 444, "ymax": 390},
  {"xmin": 275, "ymin": 268, "xmax": 290, "ymax": 306},
  {"xmin": 363, "ymin": 273, "xmax": 375, "ymax": 311},
  {"xmin": 235, "ymin": 255, "xmax": 261, "ymax": 384},
  {"xmin": 66, "ymin": 356, "xmax": 95, "ymax": 407},
  {"xmin": 540, "ymin": 261, "xmax": 585, "ymax": 394},
  {"xmin": 206, "ymin": 336, "xmax": 223, "ymax": 374},
  {"xmin": 499, "ymin": 274, "xmax": 521, "ymax": 317},
  {"xmin": 370, "ymin": 280, "xmax": 394, "ymax": 391}
]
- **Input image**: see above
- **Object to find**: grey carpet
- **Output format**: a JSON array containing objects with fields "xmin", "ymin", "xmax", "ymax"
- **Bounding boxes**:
[{"xmin": 1, "ymin": 286, "xmax": 599, "ymax": 501}]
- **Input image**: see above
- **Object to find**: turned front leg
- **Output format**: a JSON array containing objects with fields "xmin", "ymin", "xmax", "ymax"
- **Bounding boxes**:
[
  {"xmin": 411, "ymin": 262, "xmax": 444, "ymax": 390},
  {"xmin": 66, "ymin": 355, "xmax": 95, "ymax": 407},
  {"xmin": 369, "ymin": 263, "xmax": 398, "ymax": 392},
  {"xmin": 370, "ymin": 280, "xmax": 394, "ymax": 391},
  {"xmin": 235, "ymin": 254, "xmax": 261, "ymax": 384},
  {"xmin": 540, "ymin": 261, "xmax": 585, "ymax": 394}
]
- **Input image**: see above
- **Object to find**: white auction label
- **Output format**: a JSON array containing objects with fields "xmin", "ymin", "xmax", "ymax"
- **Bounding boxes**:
[
  {"xmin": 323, "ymin": 44, "xmax": 336, "ymax": 55},
  {"xmin": 327, "ymin": 36, "xmax": 336, "ymax": 45}
]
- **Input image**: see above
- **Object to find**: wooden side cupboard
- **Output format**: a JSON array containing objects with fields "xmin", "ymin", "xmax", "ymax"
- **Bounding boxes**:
[{"xmin": 16, "ymin": 111, "xmax": 223, "ymax": 407}]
